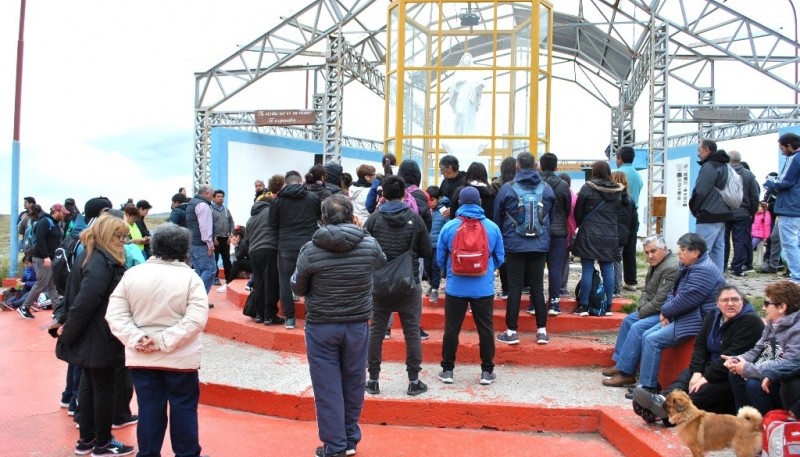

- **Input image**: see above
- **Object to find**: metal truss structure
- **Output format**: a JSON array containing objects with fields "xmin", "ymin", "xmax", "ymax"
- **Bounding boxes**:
[{"xmin": 194, "ymin": 0, "xmax": 800, "ymax": 236}]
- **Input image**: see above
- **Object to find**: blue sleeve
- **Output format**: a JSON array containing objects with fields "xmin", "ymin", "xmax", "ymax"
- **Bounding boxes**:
[
  {"xmin": 437, "ymin": 220, "xmax": 453, "ymax": 272},
  {"xmin": 771, "ymin": 157, "xmax": 800, "ymax": 191},
  {"xmin": 366, "ymin": 178, "xmax": 381, "ymax": 214},
  {"xmin": 493, "ymin": 184, "xmax": 511, "ymax": 230},
  {"xmin": 490, "ymin": 222, "xmax": 505, "ymax": 268},
  {"xmin": 661, "ymin": 268, "xmax": 710, "ymax": 320}
]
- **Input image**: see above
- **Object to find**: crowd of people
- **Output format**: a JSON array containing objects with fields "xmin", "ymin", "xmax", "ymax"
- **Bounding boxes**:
[{"xmin": 3, "ymin": 132, "xmax": 800, "ymax": 457}]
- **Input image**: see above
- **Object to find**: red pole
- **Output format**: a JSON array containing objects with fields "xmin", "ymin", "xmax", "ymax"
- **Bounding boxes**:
[{"xmin": 13, "ymin": 0, "xmax": 26, "ymax": 141}]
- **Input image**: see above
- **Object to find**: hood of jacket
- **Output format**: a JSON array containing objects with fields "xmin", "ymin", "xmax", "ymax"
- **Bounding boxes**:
[
  {"xmin": 513, "ymin": 168, "xmax": 542, "ymax": 187},
  {"xmin": 378, "ymin": 201, "xmax": 416, "ymax": 227},
  {"xmin": 250, "ymin": 200, "xmax": 269, "ymax": 216},
  {"xmin": 455, "ymin": 203, "xmax": 486, "ymax": 220},
  {"xmin": 398, "ymin": 160, "xmax": 422, "ymax": 187},
  {"xmin": 280, "ymin": 183, "xmax": 309, "ymax": 199},
  {"xmin": 324, "ymin": 163, "xmax": 343, "ymax": 187},
  {"xmin": 311, "ymin": 223, "xmax": 367, "ymax": 253},
  {"xmin": 699, "ymin": 149, "xmax": 731, "ymax": 166},
  {"xmin": 587, "ymin": 179, "xmax": 625, "ymax": 201}
]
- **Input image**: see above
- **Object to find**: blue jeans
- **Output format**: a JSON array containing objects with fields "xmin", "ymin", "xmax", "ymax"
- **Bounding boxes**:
[
  {"xmin": 638, "ymin": 321, "xmax": 685, "ymax": 388},
  {"xmin": 779, "ymin": 216, "xmax": 800, "ymax": 282},
  {"xmin": 306, "ymin": 322, "xmax": 369, "ymax": 457},
  {"xmin": 546, "ymin": 237, "xmax": 567, "ymax": 302},
  {"xmin": 612, "ymin": 312, "xmax": 660, "ymax": 376},
  {"xmin": 423, "ymin": 248, "xmax": 441, "ymax": 290},
  {"xmin": 728, "ymin": 373, "xmax": 782, "ymax": 415},
  {"xmin": 695, "ymin": 222, "xmax": 726, "ymax": 273},
  {"xmin": 132, "ymin": 369, "xmax": 201, "ymax": 457},
  {"xmin": 189, "ymin": 245, "xmax": 215, "ymax": 294},
  {"xmin": 579, "ymin": 259, "xmax": 614, "ymax": 308}
]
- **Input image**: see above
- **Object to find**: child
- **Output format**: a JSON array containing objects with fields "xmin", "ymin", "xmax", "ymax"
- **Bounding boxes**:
[
  {"xmin": 2, "ymin": 256, "xmax": 36, "ymax": 310},
  {"xmin": 425, "ymin": 185, "xmax": 450, "ymax": 304},
  {"xmin": 752, "ymin": 202, "xmax": 772, "ymax": 250}
]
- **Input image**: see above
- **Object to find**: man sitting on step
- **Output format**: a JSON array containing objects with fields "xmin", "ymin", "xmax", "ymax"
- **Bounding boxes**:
[{"xmin": 602, "ymin": 235, "xmax": 679, "ymax": 387}]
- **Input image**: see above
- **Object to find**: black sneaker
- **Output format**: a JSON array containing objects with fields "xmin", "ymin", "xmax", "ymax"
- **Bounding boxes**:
[
  {"xmin": 17, "ymin": 306, "xmax": 34, "ymax": 319},
  {"xmin": 407, "ymin": 380, "xmax": 428, "ymax": 396},
  {"xmin": 75, "ymin": 438, "xmax": 95, "ymax": 455},
  {"xmin": 91, "ymin": 438, "xmax": 134, "ymax": 456},
  {"xmin": 254, "ymin": 315, "xmax": 264, "ymax": 324},
  {"xmin": 419, "ymin": 329, "xmax": 429, "ymax": 340},
  {"xmin": 315, "ymin": 446, "xmax": 346, "ymax": 457},
  {"xmin": 759, "ymin": 266, "xmax": 778, "ymax": 274},
  {"xmin": 365, "ymin": 380, "xmax": 380, "ymax": 395},
  {"xmin": 525, "ymin": 305, "xmax": 535, "ymax": 315},
  {"xmin": 632, "ymin": 387, "xmax": 669, "ymax": 425},
  {"xmin": 112, "ymin": 414, "xmax": 138, "ymax": 429},
  {"xmin": 573, "ymin": 306, "xmax": 589, "ymax": 316},
  {"xmin": 265, "ymin": 316, "xmax": 285, "ymax": 325}
]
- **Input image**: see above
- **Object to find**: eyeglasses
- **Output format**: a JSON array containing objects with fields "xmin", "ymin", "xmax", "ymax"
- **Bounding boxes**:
[
  {"xmin": 764, "ymin": 299, "xmax": 776, "ymax": 307},
  {"xmin": 115, "ymin": 234, "xmax": 127, "ymax": 242},
  {"xmin": 718, "ymin": 297, "xmax": 742, "ymax": 304}
]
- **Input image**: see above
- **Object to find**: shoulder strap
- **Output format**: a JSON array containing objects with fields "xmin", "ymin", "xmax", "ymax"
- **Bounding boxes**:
[{"xmin": 583, "ymin": 200, "xmax": 606, "ymax": 221}]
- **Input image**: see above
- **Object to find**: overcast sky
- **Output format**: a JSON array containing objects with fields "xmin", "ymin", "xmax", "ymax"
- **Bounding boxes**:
[{"xmin": 0, "ymin": 0, "xmax": 796, "ymax": 216}]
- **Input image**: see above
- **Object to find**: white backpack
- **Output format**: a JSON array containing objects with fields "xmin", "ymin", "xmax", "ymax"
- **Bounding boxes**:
[{"xmin": 716, "ymin": 164, "xmax": 743, "ymax": 209}]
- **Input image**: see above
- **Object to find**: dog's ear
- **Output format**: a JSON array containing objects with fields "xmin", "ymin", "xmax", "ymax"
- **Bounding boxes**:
[{"xmin": 674, "ymin": 402, "xmax": 686, "ymax": 413}]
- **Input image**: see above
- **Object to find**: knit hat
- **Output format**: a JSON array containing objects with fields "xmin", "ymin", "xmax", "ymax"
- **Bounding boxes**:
[{"xmin": 459, "ymin": 186, "xmax": 481, "ymax": 205}]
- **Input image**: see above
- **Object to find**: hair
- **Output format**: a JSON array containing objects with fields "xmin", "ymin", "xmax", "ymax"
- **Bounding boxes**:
[
  {"xmin": 285, "ymin": 172, "xmax": 303, "ymax": 185},
  {"xmin": 80, "ymin": 216, "xmax": 128, "ymax": 267},
  {"xmin": 591, "ymin": 161, "xmax": 612, "ymax": 181},
  {"xmin": 728, "ymin": 150, "xmax": 742, "ymax": 163},
  {"xmin": 150, "ymin": 223, "xmax": 191, "ymax": 262},
  {"xmin": 499, "ymin": 157, "xmax": 517, "ymax": 184},
  {"xmin": 642, "ymin": 235, "xmax": 667, "ymax": 250},
  {"xmin": 28, "ymin": 204, "xmax": 43, "ymax": 221},
  {"xmin": 197, "ymin": 184, "xmax": 213, "ymax": 195},
  {"xmin": 178, "ymin": 187, "xmax": 186, "ymax": 193},
  {"xmin": 254, "ymin": 180, "xmax": 265, "ymax": 186},
  {"xmin": 306, "ymin": 164, "xmax": 327, "ymax": 185},
  {"xmin": 716, "ymin": 283, "xmax": 745, "ymax": 302},
  {"xmin": 321, "ymin": 194, "xmax": 354, "ymax": 225},
  {"xmin": 23, "ymin": 196, "xmax": 36, "ymax": 205},
  {"xmin": 382, "ymin": 153, "xmax": 397, "ymax": 166},
  {"xmin": 213, "ymin": 189, "xmax": 225, "ymax": 198},
  {"xmin": 268, "ymin": 174, "xmax": 285, "ymax": 194},
  {"xmin": 779, "ymin": 133, "xmax": 800, "ymax": 150},
  {"xmin": 356, "ymin": 164, "xmax": 376, "ymax": 180},
  {"xmin": 231, "ymin": 225, "xmax": 246, "ymax": 238},
  {"xmin": 439, "ymin": 155, "xmax": 460, "ymax": 171},
  {"xmin": 539, "ymin": 152, "xmax": 558, "ymax": 172},
  {"xmin": 700, "ymin": 139, "xmax": 718, "ymax": 153},
  {"xmin": 465, "ymin": 162, "xmax": 490, "ymax": 185},
  {"xmin": 617, "ymin": 146, "xmax": 635, "ymax": 164},
  {"xmin": 765, "ymin": 280, "xmax": 800, "ymax": 314},
  {"xmin": 611, "ymin": 171, "xmax": 629, "ymax": 191},
  {"xmin": 516, "ymin": 152, "xmax": 536, "ymax": 170},
  {"xmin": 136, "ymin": 200, "xmax": 152, "ymax": 210},
  {"xmin": 381, "ymin": 175, "xmax": 406, "ymax": 200},
  {"xmin": 426, "ymin": 185, "xmax": 441, "ymax": 199},
  {"xmin": 84, "ymin": 197, "xmax": 113, "ymax": 219},
  {"xmin": 558, "ymin": 172, "xmax": 572, "ymax": 186},
  {"xmin": 123, "ymin": 204, "xmax": 139, "ymax": 218},
  {"xmin": 22, "ymin": 254, "xmax": 32, "ymax": 264},
  {"xmin": 172, "ymin": 193, "xmax": 188, "ymax": 204},
  {"xmin": 341, "ymin": 172, "xmax": 353, "ymax": 188},
  {"xmin": 677, "ymin": 232, "xmax": 707, "ymax": 256}
]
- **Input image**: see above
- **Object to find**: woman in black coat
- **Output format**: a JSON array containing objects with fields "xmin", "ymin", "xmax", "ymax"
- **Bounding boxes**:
[
  {"xmin": 57, "ymin": 216, "xmax": 134, "ymax": 456},
  {"xmin": 450, "ymin": 161, "xmax": 497, "ymax": 220}
]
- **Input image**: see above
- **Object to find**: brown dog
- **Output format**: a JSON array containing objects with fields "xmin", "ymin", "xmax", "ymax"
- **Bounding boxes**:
[{"xmin": 664, "ymin": 390, "xmax": 762, "ymax": 457}]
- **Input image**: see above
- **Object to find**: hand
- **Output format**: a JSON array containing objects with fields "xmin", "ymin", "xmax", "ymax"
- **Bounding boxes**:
[
  {"xmin": 135, "ymin": 336, "xmax": 158, "ymax": 353},
  {"xmin": 441, "ymin": 207, "xmax": 451, "ymax": 219},
  {"xmin": 43, "ymin": 257, "xmax": 52, "ymax": 268},
  {"xmin": 722, "ymin": 355, "xmax": 744, "ymax": 375},
  {"xmin": 57, "ymin": 325, "xmax": 64, "ymax": 336},
  {"xmin": 213, "ymin": 238, "xmax": 219, "ymax": 246},
  {"xmin": 659, "ymin": 313, "xmax": 669, "ymax": 327},
  {"xmin": 207, "ymin": 245, "xmax": 214, "ymax": 256},
  {"xmin": 762, "ymin": 377, "xmax": 772, "ymax": 393},
  {"xmin": 688, "ymin": 376, "xmax": 707, "ymax": 394},
  {"xmin": 352, "ymin": 215, "xmax": 362, "ymax": 226}
]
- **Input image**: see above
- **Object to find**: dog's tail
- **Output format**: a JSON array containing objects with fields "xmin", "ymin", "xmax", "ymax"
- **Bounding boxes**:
[{"xmin": 737, "ymin": 406, "xmax": 764, "ymax": 432}]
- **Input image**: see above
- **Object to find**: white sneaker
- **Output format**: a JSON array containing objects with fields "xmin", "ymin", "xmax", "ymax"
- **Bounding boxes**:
[{"xmin": 217, "ymin": 284, "xmax": 227, "ymax": 293}]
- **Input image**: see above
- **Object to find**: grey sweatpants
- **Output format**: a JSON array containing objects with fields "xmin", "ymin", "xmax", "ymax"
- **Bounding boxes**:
[{"xmin": 23, "ymin": 257, "xmax": 59, "ymax": 308}]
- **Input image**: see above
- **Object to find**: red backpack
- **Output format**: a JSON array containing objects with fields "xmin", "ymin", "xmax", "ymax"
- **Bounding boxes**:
[{"xmin": 450, "ymin": 216, "xmax": 489, "ymax": 276}]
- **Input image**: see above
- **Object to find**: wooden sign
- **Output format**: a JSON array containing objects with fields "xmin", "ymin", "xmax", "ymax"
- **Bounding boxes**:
[{"xmin": 255, "ymin": 109, "xmax": 318, "ymax": 126}]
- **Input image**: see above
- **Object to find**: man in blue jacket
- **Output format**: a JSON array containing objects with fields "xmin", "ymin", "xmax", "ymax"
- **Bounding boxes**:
[
  {"xmin": 764, "ymin": 132, "xmax": 800, "ymax": 282},
  {"xmin": 437, "ymin": 186, "xmax": 504, "ymax": 385}
]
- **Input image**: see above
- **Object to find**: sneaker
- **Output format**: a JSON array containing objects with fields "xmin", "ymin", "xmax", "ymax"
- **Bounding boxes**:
[
  {"xmin": 573, "ymin": 306, "xmax": 589, "ymax": 316},
  {"xmin": 419, "ymin": 329, "xmax": 429, "ymax": 340},
  {"xmin": 547, "ymin": 307, "xmax": 560, "ymax": 316},
  {"xmin": 759, "ymin": 266, "xmax": 778, "ymax": 274},
  {"xmin": 622, "ymin": 283, "xmax": 638, "ymax": 291},
  {"xmin": 112, "ymin": 415, "xmax": 138, "ymax": 429},
  {"xmin": 0, "ymin": 301, "xmax": 11, "ymax": 311},
  {"xmin": 68, "ymin": 401, "xmax": 77, "ymax": 416},
  {"xmin": 17, "ymin": 306, "xmax": 34, "ymax": 319},
  {"xmin": 429, "ymin": 289, "xmax": 439, "ymax": 304},
  {"xmin": 496, "ymin": 292, "xmax": 508, "ymax": 300},
  {"xmin": 438, "ymin": 370, "xmax": 454, "ymax": 384},
  {"xmin": 284, "ymin": 318, "xmax": 296, "ymax": 329},
  {"xmin": 602, "ymin": 373, "xmax": 637, "ymax": 387},
  {"xmin": 217, "ymin": 284, "xmax": 227, "ymax": 293},
  {"xmin": 244, "ymin": 285, "xmax": 252, "ymax": 291},
  {"xmin": 632, "ymin": 387, "xmax": 669, "ymax": 425},
  {"xmin": 730, "ymin": 271, "xmax": 747, "ymax": 277},
  {"xmin": 75, "ymin": 438, "xmax": 95, "ymax": 455},
  {"xmin": 384, "ymin": 329, "xmax": 391, "ymax": 340},
  {"xmin": 525, "ymin": 305, "xmax": 535, "ymax": 315},
  {"xmin": 346, "ymin": 447, "xmax": 356, "ymax": 456},
  {"xmin": 91, "ymin": 438, "xmax": 134, "ymax": 456},
  {"xmin": 407, "ymin": 380, "xmax": 428, "ymax": 396},
  {"xmin": 254, "ymin": 315, "xmax": 264, "ymax": 324},
  {"xmin": 60, "ymin": 398, "xmax": 70, "ymax": 408},
  {"xmin": 743, "ymin": 268, "xmax": 755, "ymax": 274},
  {"xmin": 265, "ymin": 316, "xmax": 285, "ymax": 325},
  {"xmin": 536, "ymin": 332, "xmax": 550, "ymax": 345},
  {"xmin": 365, "ymin": 380, "xmax": 380, "ymax": 395},
  {"xmin": 213, "ymin": 278, "xmax": 221, "ymax": 286},
  {"xmin": 496, "ymin": 332, "xmax": 520, "ymax": 345},
  {"xmin": 315, "ymin": 446, "xmax": 346, "ymax": 457},
  {"xmin": 480, "ymin": 371, "xmax": 496, "ymax": 385}
]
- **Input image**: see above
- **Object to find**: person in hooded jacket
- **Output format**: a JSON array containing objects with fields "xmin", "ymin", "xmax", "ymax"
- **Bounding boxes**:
[
  {"xmin": 366, "ymin": 154, "xmax": 397, "ymax": 214},
  {"xmin": 246, "ymin": 194, "xmax": 283, "ymax": 324},
  {"xmin": 364, "ymin": 176, "xmax": 432, "ymax": 397},
  {"xmin": 323, "ymin": 162, "xmax": 345, "ymax": 195},
  {"xmin": 305, "ymin": 164, "xmax": 333, "ymax": 206},
  {"xmin": 493, "ymin": 152, "xmax": 555, "ymax": 345},
  {"xmin": 269, "ymin": 171, "xmax": 322, "ymax": 330},
  {"xmin": 397, "ymin": 159, "xmax": 433, "ymax": 231},
  {"xmin": 438, "ymin": 155, "xmax": 467, "ymax": 208},
  {"xmin": 350, "ymin": 164, "xmax": 376, "ymax": 225},
  {"xmin": 167, "ymin": 193, "xmax": 189, "ymax": 228},
  {"xmin": 571, "ymin": 161, "xmax": 630, "ymax": 315},
  {"xmin": 450, "ymin": 161, "xmax": 496, "ymax": 221}
]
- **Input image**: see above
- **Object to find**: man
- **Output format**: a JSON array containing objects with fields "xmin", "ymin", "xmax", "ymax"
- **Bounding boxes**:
[
  {"xmin": 323, "ymin": 162, "xmax": 344, "ymax": 195},
  {"xmin": 254, "ymin": 179, "xmax": 266, "ymax": 202},
  {"xmin": 689, "ymin": 139, "xmax": 734, "ymax": 273},
  {"xmin": 601, "ymin": 235, "xmax": 679, "ymax": 388},
  {"xmin": 211, "ymin": 190, "xmax": 235, "ymax": 286},
  {"xmin": 291, "ymin": 194, "xmax": 386, "ymax": 457},
  {"xmin": 18, "ymin": 203, "xmax": 69, "ymax": 319},
  {"xmin": 539, "ymin": 152, "xmax": 572, "ymax": 315},
  {"xmin": 725, "ymin": 151, "xmax": 760, "ymax": 276},
  {"xmin": 185, "ymin": 185, "xmax": 216, "ymax": 296},
  {"xmin": 493, "ymin": 152, "xmax": 555, "ymax": 345},
  {"xmin": 616, "ymin": 146, "xmax": 643, "ymax": 290},
  {"xmin": 437, "ymin": 186, "xmax": 504, "ymax": 385},
  {"xmin": 764, "ymin": 132, "xmax": 800, "ymax": 282},
  {"xmin": 635, "ymin": 233, "xmax": 725, "ymax": 394},
  {"xmin": 135, "ymin": 200, "xmax": 152, "ymax": 258},
  {"xmin": 268, "ymin": 172, "xmax": 321, "ymax": 329},
  {"xmin": 438, "ymin": 155, "xmax": 466, "ymax": 205},
  {"xmin": 760, "ymin": 172, "xmax": 783, "ymax": 274},
  {"xmin": 16, "ymin": 196, "xmax": 36, "ymax": 240},
  {"xmin": 167, "ymin": 193, "xmax": 189, "ymax": 228}
]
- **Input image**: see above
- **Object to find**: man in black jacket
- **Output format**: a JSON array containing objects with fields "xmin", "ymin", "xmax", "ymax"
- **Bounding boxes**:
[
  {"xmin": 539, "ymin": 152, "xmax": 572, "ymax": 315},
  {"xmin": 438, "ymin": 155, "xmax": 466, "ymax": 209},
  {"xmin": 724, "ymin": 151, "xmax": 760, "ymax": 276},
  {"xmin": 19, "ymin": 203, "xmax": 68, "ymax": 319},
  {"xmin": 292, "ymin": 194, "xmax": 386, "ymax": 457}
]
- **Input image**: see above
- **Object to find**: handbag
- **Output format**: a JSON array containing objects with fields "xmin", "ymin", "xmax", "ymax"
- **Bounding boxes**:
[
  {"xmin": 755, "ymin": 337, "xmax": 784, "ymax": 366},
  {"xmin": 372, "ymin": 223, "xmax": 418, "ymax": 299}
]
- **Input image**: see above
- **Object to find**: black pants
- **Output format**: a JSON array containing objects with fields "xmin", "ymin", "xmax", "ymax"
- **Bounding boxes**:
[
  {"xmin": 226, "ymin": 258, "xmax": 252, "ymax": 284},
  {"xmin": 622, "ymin": 215, "xmax": 639, "ymax": 286},
  {"xmin": 505, "ymin": 251, "xmax": 546, "ymax": 330},
  {"xmin": 250, "ymin": 249, "xmax": 280, "ymax": 319},
  {"xmin": 78, "ymin": 366, "xmax": 116, "ymax": 446},
  {"xmin": 441, "ymin": 294, "xmax": 494, "ymax": 373},
  {"xmin": 113, "ymin": 365, "xmax": 133, "ymax": 424},
  {"xmin": 665, "ymin": 368, "xmax": 736, "ymax": 414},
  {"xmin": 780, "ymin": 378, "xmax": 800, "ymax": 417},
  {"xmin": 368, "ymin": 284, "xmax": 423, "ymax": 381},
  {"xmin": 214, "ymin": 236, "xmax": 231, "ymax": 280},
  {"xmin": 725, "ymin": 219, "xmax": 752, "ymax": 274},
  {"xmin": 277, "ymin": 250, "xmax": 299, "ymax": 320}
]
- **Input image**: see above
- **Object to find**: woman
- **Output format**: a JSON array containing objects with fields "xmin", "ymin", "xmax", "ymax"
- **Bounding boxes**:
[
  {"xmin": 611, "ymin": 171, "xmax": 636, "ymax": 297},
  {"xmin": 106, "ymin": 223, "xmax": 209, "ymax": 457},
  {"xmin": 571, "ymin": 161, "xmax": 628, "ymax": 314},
  {"xmin": 123, "ymin": 204, "xmax": 148, "ymax": 253},
  {"xmin": 450, "ymin": 161, "xmax": 496, "ymax": 220},
  {"xmin": 246, "ymin": 193, "xmax": 283, "ymax": 324},
  {"xmin": 217, "ymin": 225, "xmax": 252, "ymax": 294},
  {"xmin": 350, "ymin": 164, "xmax": 376, "ymax": 225},
  {"xmin": 492, "ymin": 157, "xmax": 517, "ymax": 299},
  {"xmin": 56, "ymin": 216, "xmax": 134, "ymax": 456},
  {"xmin": 305, "ymin": 164, "xmax": 332, "ymax": 205},
  {"xmin": 724, "ymin": 280, "xmax": 800, "ymax": 415}
]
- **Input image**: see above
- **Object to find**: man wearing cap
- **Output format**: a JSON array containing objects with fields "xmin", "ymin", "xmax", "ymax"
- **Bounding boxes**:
[
  {"xmin": 135, "ymin": 200, "xmax": 153, "ymax": 258},
  {"xmin": 437, "ymin": 186, "xmax": 504, "ymax": 385},
  {"xmin": 18, "ymin": 203, "xmax": 69, "ymax": 319}
]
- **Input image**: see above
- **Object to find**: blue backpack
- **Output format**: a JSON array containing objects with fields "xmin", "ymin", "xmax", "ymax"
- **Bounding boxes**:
[
  {"xmin": 575, "ymin": 268, "xmax": 610, "ymax": 317},
  {"xmin": 510, "ymin": 181, "xmax": 547, "ymax": 237}
]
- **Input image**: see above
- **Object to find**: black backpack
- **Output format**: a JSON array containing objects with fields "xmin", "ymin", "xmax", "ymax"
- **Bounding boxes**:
[
  {"xmin": 575, "ymin": 268, "xmax": 610, "ymax": 317},
  {"xmin": 52, "ymin": 232, "xmax": 82, "ymax": 295}
]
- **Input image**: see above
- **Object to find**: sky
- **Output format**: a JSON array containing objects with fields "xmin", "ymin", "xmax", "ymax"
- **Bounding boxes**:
[{"xmin": 0, "ymin": 0, "xmax": 797, "ymax": 217}]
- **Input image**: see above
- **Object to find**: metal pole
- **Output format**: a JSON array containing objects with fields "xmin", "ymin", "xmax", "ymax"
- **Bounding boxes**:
[
  {"xmin": 9, "ymin": 0, "xmax": 26, "ymax": 278},
  {"xmin": 787, "ymin": 0, "xmax": 798, "ymax": 105}
]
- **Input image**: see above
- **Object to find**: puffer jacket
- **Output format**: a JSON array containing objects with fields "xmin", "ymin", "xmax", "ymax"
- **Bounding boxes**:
[
  {"xmin": 398, "ymin": 159, "xmax": 432, "ymax": 230},
  {"xmin": 636, "ymin": 251, "xmax": 679, "ymax": 319},
  {"xmin": 540, "ymin": 171, "xmax": 572, "ymax": 238},
  {"xmin": 106, "ymin": 258, "xmax": 209, "ymax": 370},
  {"xmin": 247, "ymin": 200, "xmax": 277, "ymax": 253},
  {"xmin": 690, "ymin": 304, "xmax": 764, "ymax": 383},
  {"xmin": 292, "ymin": 223, "xmax": 386, "ymax": 323},
  {"xmin": 440, "ymin": 170, "xmax": 467, "ymax": 202},
  {"xmin": 350, "ymin": 179, "xmax": 372, "ymax": 225},
  {"xmin": 660, "ymin": 253, "xmax": 725, "ymax": 341},
  {"xmin": 269, "ymin": 183, "xmax": 321, "ymax": 251},
  {"xmin": 167, "ymin": 203, "xmax": 188, "ymax": 228},
  {"xmin": 450, "ymin": 182, "xmax": 496, "ymax": 221},
  {"xmin": 571, "ymin": 179, "xmax": 625, "ymax": 262},
  {"xmin": 765, "ymin": 153, "xmax": 800, "ymax": 218},
  {"xmin": 493, "ymin": 168, "xmax": 555, "ymax": 254},
  {"xmin": 429, "ymin": 196, "xmax": 451, "ymax": 245},
  {"xmin": 739, "ymin": 308, "xmax": 800, "ymax": 380},
  {"xmin": 364, "ymin": 201, "xmax": 432, "ymax": 283},
  {"xmin": 752, "ymin": 209, "xmax": 772, "ymax": 240},
  {"xmin": 56, "ymin": 248, "xmax": 127, "ymax": 369},
  {"xmin": 689, "ymin": 150, "xmax": 734, "ymax": 223}
]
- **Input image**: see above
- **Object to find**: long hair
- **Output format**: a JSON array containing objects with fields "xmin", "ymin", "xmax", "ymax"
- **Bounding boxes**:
[
  {"xmin": 499, "ymin": 157, "xmax": 516, "ymax": 184},
  {"xmin": 81, "ymin": 216, "xmax": 128, "ymax": 267},
  {"xmin": 591, "ymin": 161, "xmax": 612, "ymax": 181},
  {"xmin": 611, "ymin": 171, "xmax": 629, "ymax": 192}
]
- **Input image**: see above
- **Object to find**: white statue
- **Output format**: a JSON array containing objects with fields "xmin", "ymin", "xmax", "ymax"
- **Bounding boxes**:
[{"xmin": 448, "ymin": 53, "xmax": 484, "ymax": 135}]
